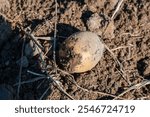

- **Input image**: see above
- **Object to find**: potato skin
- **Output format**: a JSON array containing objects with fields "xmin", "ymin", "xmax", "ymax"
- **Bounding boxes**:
[{"xmin": 59, "ymin": 31, "xmax": 104, "ymax": 73}]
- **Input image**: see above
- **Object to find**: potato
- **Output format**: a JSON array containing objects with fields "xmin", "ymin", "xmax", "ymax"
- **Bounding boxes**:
[{"xmin": 59, "ymin": 31, "xmax": 104, "ymax": 73}]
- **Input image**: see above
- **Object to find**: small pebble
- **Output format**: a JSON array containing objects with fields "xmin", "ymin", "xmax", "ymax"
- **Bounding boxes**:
[
  {"xmin": 86, "ymin": 13, "xmax": 102, "ymax": 31},
  {"xmin": 25, "ymin": 40, "xmax": 40, "ymax": 57}
]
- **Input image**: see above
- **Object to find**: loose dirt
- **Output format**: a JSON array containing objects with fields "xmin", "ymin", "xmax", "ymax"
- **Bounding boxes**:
[{"xmin": 0, "ymin": 0, "xmax": 150, "ymax": 100}]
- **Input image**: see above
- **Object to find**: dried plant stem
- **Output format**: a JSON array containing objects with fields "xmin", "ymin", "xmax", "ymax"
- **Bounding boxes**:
[
  {"xmin": 37, "ymin": 79, "xmax": 46, "ymax": 89},
  {"xmin": 39, "ymin": 87, "xmax": 51, "ymax": 100},
  {"xmin": 99, "ymin": 0, "xmax": 129, "ymax": 85},
  {"xmin": 14, "ymin": 77, "xmax": 46, "ymax": 86},
  {"xmin": 101, "ymin": 0, "xmax": 125, "ymax": 38},
  {"xmin": 34, "ymin": 36, "xmax": 54, "ymax": 41},
  {"xmin": 53, "ymin": 0, "xmax": 58, "ymax": 68},
  {"xmin": 17, "ymin": 37, "xmax": 25, "ymax": 98},
  {"xmin": 27, "ymin": 70, "xmax": 46, "ymax": 77},
  {"xmin": 111, "ymin": 44, "xmax": 134, "ymax": 51},
  {"xmin": 111, "ymin": 0, "xmax": 125, "ymax": 20},
  {"xmin": 103, "ymin": 43, "xmax": 131, "ymax": 85}
]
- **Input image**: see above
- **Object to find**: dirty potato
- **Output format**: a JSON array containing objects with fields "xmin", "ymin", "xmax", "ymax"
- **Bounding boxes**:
[{"xmin": 59, "ymin": 31, "xmax": 104, "ymax": 73}]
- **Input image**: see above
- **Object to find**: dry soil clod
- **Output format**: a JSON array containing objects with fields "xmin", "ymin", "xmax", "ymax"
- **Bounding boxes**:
[
  {"xmin": 59, "ymin": 31, "xmax": 104, "ymax": 73},
  {"xmin": 0, "ymin": 0, "xmax": 10, "ymax": 13}
]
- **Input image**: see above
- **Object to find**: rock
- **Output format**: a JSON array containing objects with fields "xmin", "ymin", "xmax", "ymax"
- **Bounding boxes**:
[
  {"xmin": 25, "ymin": 40, "xmax": 41, "ymax": 57},
  {"xmin": 87, "ymin": 13, "xmax": 101, "ymax": 30},
  {"xmin": 59, "ymin": 31, "xmax": 104, "ymax": 73},
  {"xmin": 16, "ymin": 56, "xmax": 29, "ymax": 68},
  {"xmin": 86, "ymin": 13, "xmax": 104, "ymax": 35}
]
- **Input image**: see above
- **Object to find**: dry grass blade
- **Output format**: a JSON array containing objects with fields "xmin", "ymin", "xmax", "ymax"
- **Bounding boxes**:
[
  {"xmin": 111, "ymin": 0, "xmax": 125, "ymax": 20},
  {"xmin": 27, "ymin": 70, "xmax": 46, "ymax": 77},
  {"xmin": 39, "ymin": 76, "xmax": 74, "ymax": 100},
  {"xmin": 37, "ymin": 79, "xmax": 46, "ymax": 89},
  {"xmin": 101, "ymin": 0, "xmax": 125, "ymax": 37},
  {"xmin": 17, "ymin": 37, "xmax": 25, "ymax": 98},
  {"xmin": 14, "ymin": 77, "xmax": 46, "ymax": 86},
  {"xmin": 38, "ymin": 69, "xmax": 75, "ymax": 100},
  {"xmin": 114, "ymin": 80, "xmax": 150, "ymax": 100},
  {"xmin": 111, "ymin": 44, "xmax": 134, "ymax": 51},
  {"xmin": 104, "ymin": 43, "xmax": 131, "ymax": 85},
  {"xmin": 53, "ymin": 0, "xmax": 58, "ymax": 68},
  {"xmin": 34, "ymin": 36, "xmax": 54, "ymax": 41},
  {"xmin": 39, "ymin": 87, "xmax": 51, "ymax": 100},
  {"xmin": 98, "ymin": 0, "xmax": 129, "ymax": 85},
  {"xmin": 23, "ymin": 28, "xmax": 47, "ymax": 70}
]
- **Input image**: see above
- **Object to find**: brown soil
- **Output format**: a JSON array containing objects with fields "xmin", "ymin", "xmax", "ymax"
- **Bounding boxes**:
[{"xmin": 0, "ymin": 0, "xmax": 150, "ymax": 100}]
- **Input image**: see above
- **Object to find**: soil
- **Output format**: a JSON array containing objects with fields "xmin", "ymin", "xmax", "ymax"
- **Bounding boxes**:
[{"xmin": 0, "ymin": 0, "xmax": 150, "ymax": 100}]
